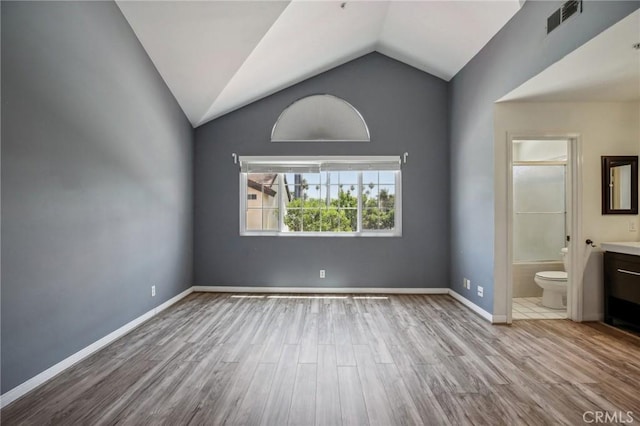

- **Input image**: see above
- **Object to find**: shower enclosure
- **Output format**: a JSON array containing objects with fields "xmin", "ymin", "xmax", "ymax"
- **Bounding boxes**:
[
  {"xmin": 513, "ymin": 164, "xmax": 566, "ymax": 262},
  {"xmin": 512, "ymin": 139, "xmax": 568, "ymax": 298}
]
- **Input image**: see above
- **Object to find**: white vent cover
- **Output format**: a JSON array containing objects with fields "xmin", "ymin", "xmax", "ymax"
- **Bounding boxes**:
[{"xmin": 271, "ymin": 94, "xmax": 370, "ymax": 142}]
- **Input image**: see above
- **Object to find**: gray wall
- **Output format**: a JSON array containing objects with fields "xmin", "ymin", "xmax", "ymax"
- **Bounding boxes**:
[
  {"xmin": 1, "ymin": 2, "xmax": 193, "ymax": 393},
  {"xmin": 449, "ymin": 0, "xmax": 639, "ymax": 312},
  {"xmin": 194, "ymin": 53, "xmax": 449, "ymax": 289}
]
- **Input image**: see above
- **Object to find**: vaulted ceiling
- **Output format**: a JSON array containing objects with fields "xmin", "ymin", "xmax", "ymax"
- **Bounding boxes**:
[
  {"xmin": 500, "ymin": 9, "xmax": 640, "ymax": 103},
  {"xmin": 116, "ymin": 1, "xmax": 522, "ymax": 127}
]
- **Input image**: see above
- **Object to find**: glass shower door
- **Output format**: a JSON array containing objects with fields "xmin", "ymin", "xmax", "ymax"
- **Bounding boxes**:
[{"xmin": 513, "ymin": 165, "xmax": 566, "ymax": 262}]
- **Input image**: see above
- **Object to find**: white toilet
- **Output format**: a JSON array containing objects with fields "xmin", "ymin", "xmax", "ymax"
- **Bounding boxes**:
[{"xmin": 534, "ymin": 248, "xmax": 568, "ymax": 309}]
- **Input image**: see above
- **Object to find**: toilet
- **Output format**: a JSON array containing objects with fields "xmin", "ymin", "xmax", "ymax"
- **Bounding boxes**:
[{"xmin": 534, "ymin": 248, "xmax": 568, "ymax": 309}]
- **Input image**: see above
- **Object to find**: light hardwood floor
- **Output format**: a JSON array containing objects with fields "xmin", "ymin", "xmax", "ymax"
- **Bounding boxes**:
[{"xmin": 2, "ymin": 293, "xmax": 640, "ymax": 425}]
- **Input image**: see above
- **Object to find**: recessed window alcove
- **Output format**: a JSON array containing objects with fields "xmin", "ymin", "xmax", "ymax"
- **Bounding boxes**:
[{"xmin": 271, "ymin": 94, "xmax": 370, "ymax": 142}]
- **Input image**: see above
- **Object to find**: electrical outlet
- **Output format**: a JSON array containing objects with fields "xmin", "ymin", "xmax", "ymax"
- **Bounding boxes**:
[
  {"xmin": 463, "ymin": 278, "xmax": 471, "ymax": 290},
  {"xmin": 630, "ymin": 221, "xmax": 637, "ymax": 232},
  {"xmin": 477, "ymin": 286, "xmax": 483, "ymax": 297},
  {"xmin": 320, "ymin": 269, "xmax": 326, "ymax": 279},
  {"xmin": 151, "ymin": 285, "xmax": 156, "ymax": 297}
]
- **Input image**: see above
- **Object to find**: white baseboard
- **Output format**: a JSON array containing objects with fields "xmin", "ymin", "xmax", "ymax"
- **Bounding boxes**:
[
  {"xmin": 192, "ymin": 287, "xmax": 498, "ymax": 323},
  {"xmin": 491, "ymin": 315, "xmax": 508, "ymax": 324},
  {"xmin": 1, "ymin": 285, "xmax": 493, "ymax": 409},
  {"xmin": 0, "ymin": 287, "xmax": 193, "ymax": 409},
  {"xmin": 191, "ymin": 286, "xmax": 450, "ymax": 295},
  {"xmin": 447, "ymin": 289, "xmax": 499, "ymax": 323}
]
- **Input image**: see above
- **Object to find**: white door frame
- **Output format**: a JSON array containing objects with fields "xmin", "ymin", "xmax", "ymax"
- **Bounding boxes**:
[{"xmin": 505, "ymin": 134, "xmax": 583, "ymax": 323}]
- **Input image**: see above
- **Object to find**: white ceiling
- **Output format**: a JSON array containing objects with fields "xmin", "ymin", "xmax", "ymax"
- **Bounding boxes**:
[
  {"xmin": 117, "ymin": 0, "xmax": 522, "ymax": 127},
  {"xmin": 500, "ymin": 9, "xmax": 640, "ymax": 103}
]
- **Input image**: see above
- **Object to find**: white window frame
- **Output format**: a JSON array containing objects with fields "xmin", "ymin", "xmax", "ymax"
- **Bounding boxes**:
[{"xmin": 239, "ymin": 156, "xmax": 402, "ymax": 237}]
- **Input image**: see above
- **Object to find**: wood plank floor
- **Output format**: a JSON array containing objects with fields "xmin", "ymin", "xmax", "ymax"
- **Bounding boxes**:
[{"xmin": 3, "ymin": 293, "xmax": 640, "ymax": 425}]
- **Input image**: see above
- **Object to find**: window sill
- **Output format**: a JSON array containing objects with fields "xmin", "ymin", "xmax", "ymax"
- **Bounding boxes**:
[{"xmin": 240, "ymin": 231, "xmax": 401, "ymax": 237}]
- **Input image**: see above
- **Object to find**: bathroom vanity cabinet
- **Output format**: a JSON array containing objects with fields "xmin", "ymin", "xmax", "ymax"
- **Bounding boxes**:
[{"xmin": 603, "ymin": 251, "xmax": 640, "ymax": 329}]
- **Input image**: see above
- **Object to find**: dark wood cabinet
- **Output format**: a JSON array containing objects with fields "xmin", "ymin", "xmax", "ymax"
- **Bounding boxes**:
[{"xmin": 603, "ymin": 251, "xmax": 640, "ymax": 329}]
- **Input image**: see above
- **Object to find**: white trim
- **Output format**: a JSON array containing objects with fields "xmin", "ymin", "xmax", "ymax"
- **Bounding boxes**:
[
  {"xmin": 505, "ymin": 133, "xmax": 515, "ymax": 324},
  {"xmin": 239, "ymin": 231, "xmax": 400, "ymax": 238},
  {"xmin": 195, "ymin": 288, "xmax": 500, "ymax": 325},
  {"xmin": 492, "ymin": 315, "xmax": 508, "ymax": 323},
  {"xmin": 240, "ymin": 168, "xmax": 402, "ymax": 237},
  {"xmin": 395, "ymin": 170, "xmax": 403, "ymax": 236},
  {"xmin": 199, "ymin": 286, "xmax": 499, "ymax": 323},
  {"xmin": 0, "ymin": 287, "xmax": 193, "ymax": 409},
  {"xmin": 1, "ymin": 285, "xmax": 498, "ymax": 409},
  {"xmin": 239, "ymin": 155, "xmax": 400, "ymax": 165},
  {"xmin": 501, "ymin": 133, "xmax": 582, "ymax": 324},
  {"xmin": 448, "ymin": 289, "xmax": 500, "ymax": 323},
  {"xmin": 239, "ymin": 173, "xmax": 245, "ymax": 235},
  {"xmin": 271, "ymin": 139, "xmax": 371, "ymax": 143},
  {"xmin": 192, "ymin": 286, "xmax": 449, "ymax": 295},
  {"xmin": 194, "ymin": 287, "xmax": 498, "ymax": 323},
  {"xmin": 569, "ymin": 136, "xmax": 584, "ymax": 322}
]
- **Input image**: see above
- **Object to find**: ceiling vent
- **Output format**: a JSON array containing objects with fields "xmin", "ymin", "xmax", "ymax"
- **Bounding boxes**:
[{"xmin": 547, "ymin": 0, "xmax": 582, "ymax": 34}]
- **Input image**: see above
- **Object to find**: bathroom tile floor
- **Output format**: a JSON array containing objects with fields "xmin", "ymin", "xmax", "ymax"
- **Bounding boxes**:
[{"xmin": 512, "ymin": 297, "xmax": 567, "ymax": 320}]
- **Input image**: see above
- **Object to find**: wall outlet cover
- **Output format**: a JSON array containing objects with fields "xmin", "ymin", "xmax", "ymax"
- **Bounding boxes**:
[{"xmin": 477, "ymin": 285, "xmax": 483, "ymax": 297}]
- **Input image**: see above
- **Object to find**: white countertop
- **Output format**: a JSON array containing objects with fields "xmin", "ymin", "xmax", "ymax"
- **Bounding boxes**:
[{"xmin": 600, "ymin": 241, "xmax": 640, "ymax": 256}]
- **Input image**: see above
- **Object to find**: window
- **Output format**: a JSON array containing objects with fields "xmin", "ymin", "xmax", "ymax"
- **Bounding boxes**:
[{"xmin": 239, "ymin": 156, "xmax": 401, "ymax": 236}]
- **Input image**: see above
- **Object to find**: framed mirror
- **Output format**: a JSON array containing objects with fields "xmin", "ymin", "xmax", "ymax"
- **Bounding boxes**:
[{"xmin": 602, "ymin": 155, "xmax": 638, "ymax": 215}]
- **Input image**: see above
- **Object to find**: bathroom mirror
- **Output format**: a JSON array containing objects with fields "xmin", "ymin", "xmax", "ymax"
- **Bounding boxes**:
[{"xmin": 602, "ymin": 155, "xmax": 638, "ymax": 215}]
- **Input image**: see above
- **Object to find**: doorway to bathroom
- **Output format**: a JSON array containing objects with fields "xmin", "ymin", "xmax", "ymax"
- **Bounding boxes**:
[{"xmin": 509, "ymin": 138, "xmax": 573, "ymax": 320}]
